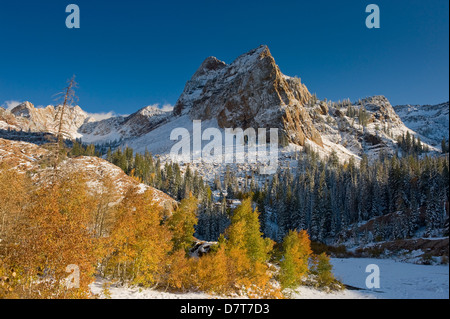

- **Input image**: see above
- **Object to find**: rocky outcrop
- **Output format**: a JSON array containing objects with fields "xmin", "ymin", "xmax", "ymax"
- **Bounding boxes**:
[
  {"xmin": 174, "ymin": 45, "xmax": 323, "ymax": 147},
  {"xmin": 9, "ymin": 101, "xmax": 91, "ymax": 138},
  {"xmin": 359, "ymin": 96, "xmax": 403, "ymax": 125}
]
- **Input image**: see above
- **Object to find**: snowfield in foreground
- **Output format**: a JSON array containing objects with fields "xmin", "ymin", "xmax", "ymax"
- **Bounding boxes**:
[
  {"xmin": 90, "ymin": 258, "xmax": 449, "ymax": 299},
  {"xmin": 329, "ymin": 258, "xmax": 449, "ymax": 299}
]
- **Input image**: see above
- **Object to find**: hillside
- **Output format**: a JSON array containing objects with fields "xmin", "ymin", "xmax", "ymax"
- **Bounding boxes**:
[
  {"xmin": 0, "ymin": 138, "xmax": 176, "ymax": 210},
  {"xmin": 394, "ymin": 102, "xmax": 449, "ymax": 147}
]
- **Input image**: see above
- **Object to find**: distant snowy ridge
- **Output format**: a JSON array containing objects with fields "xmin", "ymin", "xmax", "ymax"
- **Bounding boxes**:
[{"xmin": 394, "ymin": 102, "xmax": 449, "ymax": 147}]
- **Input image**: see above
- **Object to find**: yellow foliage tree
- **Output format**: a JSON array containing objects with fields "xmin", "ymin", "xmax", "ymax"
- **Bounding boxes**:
[
  {"xmin": 224, "ymin": 198, "xmax": 277, "ymax": 297},
  {"xmin": 167, "ymin": 195, "xmax": 198, "ymax": 253},
  {"xmin": 310, "ymin": 252, "xmax": 337, "ymax": 288},
  {"xmin": 279, "ymin": 229, "xmax": 312, "ymax": 289},
  {"xmin": 195, "ymin": 245, "xmax": 229, "ymax": 294},
  {"xmin": 104, "ymin": 188, "xmax": 172, "ymax": 287},
  {"xmin": 0, "ymin": 164, "xmax": 30, "ymax": 254},
  {"xmin": 7, "ymin": 172, "xmax": 100, "ymax": 298}
]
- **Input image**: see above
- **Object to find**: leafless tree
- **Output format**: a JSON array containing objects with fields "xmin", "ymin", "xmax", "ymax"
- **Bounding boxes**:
[{"xmin": 51, "ymin": 75, "xmax": 78, "ymax": 169}]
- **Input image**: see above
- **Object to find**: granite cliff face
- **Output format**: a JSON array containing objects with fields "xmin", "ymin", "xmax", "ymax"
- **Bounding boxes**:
[
  {"xmin": 174, "ymin": 45, "xmax": 323, "ymax": 146},
  {"xmin": 2, "ymin": 102, "xmax": 172, "ymax": 144},
  {"xmin": 8, "ymin": 101, "xmax": 91, "ymax": 138}
]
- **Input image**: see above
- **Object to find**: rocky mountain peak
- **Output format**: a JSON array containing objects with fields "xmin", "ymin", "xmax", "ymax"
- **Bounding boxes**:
[
  {"xmin": 173, "ymin": 45, "xmax": 322, "ymax": 146},
  {"xmin": 7, "ymin": 101, "xmax": 89, "ymax": 138},
  {"xmin": 193, "ymin": 56, "xmax": 227, "ymax": 78},
  {"xmin": 121, "ymin": 105, "xmax": 171, "ymax": 136},
  {"xmin": 137, "ymin": 105, "xmax": 167, "ymax": 117},
  {"xmin": 228, "ymin": 45, "xmax": 273, "ymax": 70},
  {"xmin": 10, "ymin": 101, "xmax": 35, "ymax": 118},
  {"xmin": 359, "ymin": 95, "xmax": 403, "ymax": 124}
]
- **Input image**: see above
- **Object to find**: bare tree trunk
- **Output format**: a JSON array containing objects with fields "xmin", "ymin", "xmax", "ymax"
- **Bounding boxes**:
[{"xmin": 53, "ymin": 76, "xmax": 77, "ymax": 169}]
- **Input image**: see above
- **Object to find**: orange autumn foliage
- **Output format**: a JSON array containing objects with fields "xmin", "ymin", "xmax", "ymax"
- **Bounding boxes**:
[
  {"xmin": 6, "ymin": 172, "xmax": 101, "ymax": 298},
  {"xmin": 103, "ymin": 188, "xmax": 172, "ymax": 287},
  {"xmin": 194, "ymin": 245, "xmax": 229, "ymax": 294}
]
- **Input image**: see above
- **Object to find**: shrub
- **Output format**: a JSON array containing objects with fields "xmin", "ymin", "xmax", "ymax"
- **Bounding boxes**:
[{"xmin": 309, "ymin": 253, "xmax": 337, "ymax": 288}]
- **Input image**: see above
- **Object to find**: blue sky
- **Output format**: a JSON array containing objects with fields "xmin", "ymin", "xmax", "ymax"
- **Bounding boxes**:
[{"xmin": 0, "ymin": 0, "xmax": 448, "ymax": 116}]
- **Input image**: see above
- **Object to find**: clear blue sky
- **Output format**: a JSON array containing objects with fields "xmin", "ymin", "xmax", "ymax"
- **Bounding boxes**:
[{"xmin": 0, "ymin": 0, "xmax": 448, "ymax": 115}]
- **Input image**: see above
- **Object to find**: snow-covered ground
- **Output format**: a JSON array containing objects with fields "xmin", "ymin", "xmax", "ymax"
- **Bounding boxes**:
[
  {"xmin": 329, "ymin": 258, "xmax": 449, "ymax": 299},
  {"xmin": 89, "ymin": 279, "xmax": 369, "ymax": 300},
  {"xmin": 90, "ymin": 279, "xmax": 214, "ymax": 299},
  {"xmin": 90, "ymin": 258, "xmax": 449, "ymax": 299}
]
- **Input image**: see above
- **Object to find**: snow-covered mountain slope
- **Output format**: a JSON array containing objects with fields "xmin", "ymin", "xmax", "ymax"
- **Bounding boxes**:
[
  {"xmin": 394, "ymin": 102, "xmax": 449, "ymax": 148},
  {"xmin": 124, "ymin": 93, "xmax": 440, "ymax": 185},
  {"xmin": 78, "ymin": 105, "xmax": 172, "ymax": 143},
  {"xmin": 93, "ymin": 47, "xmax": 441, "ymax": 164},
  {"xmin": 0, "ymin": 106, "xmax": 31, "ymax": 131},
  {"xmin": 124, "ymin": 113, "xmax": 361, "ymax": 187},
  {"xmin": 304, "ymin": 95, "xmax": 440, "ymax": 159}
]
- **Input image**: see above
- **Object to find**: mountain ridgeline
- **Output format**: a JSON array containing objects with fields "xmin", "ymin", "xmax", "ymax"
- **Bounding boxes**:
[
  {"xmin": 0, "ymin": 46, "xmax": 449, "ymax": 258},
  {"xmin": 1, "ymin": 45, "xmax": 448, "ymax": 156}
]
